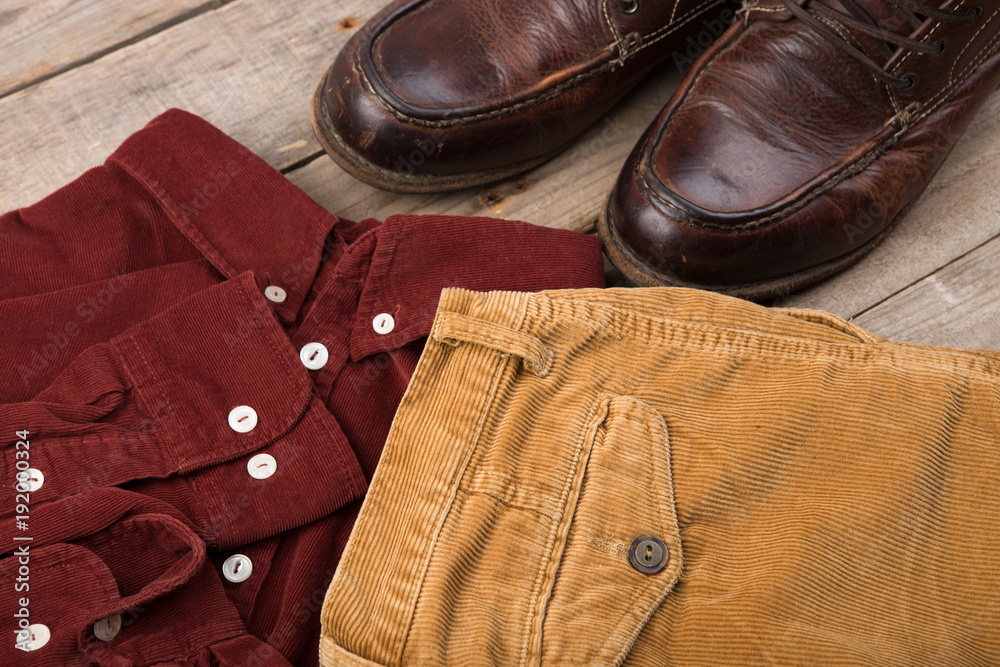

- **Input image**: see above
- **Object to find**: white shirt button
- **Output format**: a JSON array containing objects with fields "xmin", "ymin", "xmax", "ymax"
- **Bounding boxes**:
[
  {"xmin": 19, "ymin": 468, "xmax": 44, "ymax": 492},
  {"xmin": 247, "ymin": 453, "xmax": 277, "ymax": 480},
  {"xmin": 373, "ymin": 313, "xmax": 395, "ymax": 335},
  {"xmin": 19, "ymin": 623, "xmax": 50, "ymax": 651},
  {"xmin": 228, "ymin": 406, "xmax": 258, "ymax": 433},
  {"xmin": 93, "ymin": 614, "xmax": 122, "ymax": 642},
  {"xmin": 299, "ymin": 342, "xmax": 329, "ymax": 370},
  {"xmin": 222, "ymin": 554, "xmax": 253, "ymax": 583},
  {"xmin": 264, "ymin": 285, "xmax": 287, "ymax": 303}
]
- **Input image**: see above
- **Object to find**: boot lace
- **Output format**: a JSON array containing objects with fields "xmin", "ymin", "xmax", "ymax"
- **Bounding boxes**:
[{"xmin": 778, "ymin": 0, "xmax": 981, "ymax": 89}]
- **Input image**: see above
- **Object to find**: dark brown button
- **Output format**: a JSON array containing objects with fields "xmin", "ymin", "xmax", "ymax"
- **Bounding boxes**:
[{"xmin": 629, "ymin": 536, "xmax": 668, "ymax": 574}]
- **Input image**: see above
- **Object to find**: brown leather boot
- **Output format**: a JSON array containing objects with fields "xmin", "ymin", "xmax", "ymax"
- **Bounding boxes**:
[
  {"xmin": 599, "ymin": 0, "xmax": 1000, "ymax": 299},
  {"xmin": 312, "ymin": 0, "xmax": 732, "ymax": 193}
]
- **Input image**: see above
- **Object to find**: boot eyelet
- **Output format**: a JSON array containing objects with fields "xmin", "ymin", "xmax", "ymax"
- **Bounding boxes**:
[
  {"xmin": 968, "ymin": 4, "xmax": 983, "ymax": 19},
  {"xmin": 620, "ymin": 0, "xmax": 640, "ymax": 14},
  {"xmin": 899, "ymin": 72, "xmax": 918, "ymax": 91},
  {"xmin": 931, "ymin": 39, "xmax": 948, "ymax": 57}
]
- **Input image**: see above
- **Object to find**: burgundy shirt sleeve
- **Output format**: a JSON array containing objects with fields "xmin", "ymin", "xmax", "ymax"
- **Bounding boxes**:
[
  {"xmin": 0, "ymin": 161, "xmax": 202, "ymax": 300},
  {"xmin": 106, "ymin": 110, "xmax": 341, "ymax": 325},
  {"xmin": 1, "ymin": 272, "xmax": 367, "ymax": 549},
  {"xmin": 0, "ymin": 489, "xmax": 291, "ymax": 666},
  {"xmin": 1, "ymin": 108, "xmax": 341, "ymax": 328}
]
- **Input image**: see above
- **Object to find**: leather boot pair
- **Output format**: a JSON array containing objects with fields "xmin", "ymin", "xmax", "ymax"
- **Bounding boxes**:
[
  {"xmin": 313, "ymin": 0, "xmax": 1000, "ymax": 298},
  {"xmin": 311, "ymin": 0, "xmax": 731, "ymax": 192}
]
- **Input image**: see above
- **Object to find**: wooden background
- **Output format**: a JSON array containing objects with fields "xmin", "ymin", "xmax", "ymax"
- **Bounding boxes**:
[{"xmin": 3, "ymin": 0, "xmax": 999, "ymax": 349}]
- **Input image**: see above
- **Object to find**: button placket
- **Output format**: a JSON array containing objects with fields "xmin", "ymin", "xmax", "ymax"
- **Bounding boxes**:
[
  {"xmin": 18, "ymin": 467, "xmax": 44, "ymax": 492},
  {"xmin": 247, "ymin": 453, "xmax": 277, "ymax": 480},
  {"xmin": 18, "ymin": 623, "xmax": 50, "ymax": 651},
  {"xmin": 300, "ymin": 342, "xmax": 329, "ymax": 370},
  {"xmin": 264, "ymin": 285, "xmax": 287, "ymax": 303},
  {"xmin": 228, "ymin": 406, "xmax": 258, "ymax": 433}
]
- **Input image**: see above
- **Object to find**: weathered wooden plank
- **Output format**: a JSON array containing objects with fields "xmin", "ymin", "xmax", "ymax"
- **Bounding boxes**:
[
  {"xmin": 287, "ymin": 72, "xmax": 681, "ymax": 234},
  {"xmin": 0, "ymin": 0, "xmax": 374, "ymax": 212},
  {"xmin": 3, "ymin": 0, "xmax": 1000, "ymax": 332},
  {"xmin": 852, "ymin": 236, "xmax": 1000, "ymax": 350},
  {"xmin": 771, "ymin": 92, "xmax": 1000, "ymax": 319},
  {"xmin": 1, "ymin": 0, "xmax": 216, "ymax": 97}
]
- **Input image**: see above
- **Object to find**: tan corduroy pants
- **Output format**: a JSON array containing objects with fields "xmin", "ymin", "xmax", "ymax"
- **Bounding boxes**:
[{"xmin": 320, "ymin": 287, "xmax": 1000, "ymax": 666}]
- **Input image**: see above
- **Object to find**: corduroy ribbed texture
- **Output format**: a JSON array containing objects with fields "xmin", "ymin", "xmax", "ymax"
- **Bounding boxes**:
[
  {"xmin": 321, "ymin": 286, "xmax": 1000, "ymax": 666},
  {"xmin": 0, "ymin": 109, "xmax": 606, "ymax": 666}
]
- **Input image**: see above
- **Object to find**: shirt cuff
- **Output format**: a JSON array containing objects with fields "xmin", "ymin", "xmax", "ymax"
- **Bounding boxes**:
[
  {"xmin": 0, "ymin": 489, "xmax": 249, "ymax": 666},
  {"xmin": 2, "ymin": 272, "xmax": 367, "ymax": 549}
]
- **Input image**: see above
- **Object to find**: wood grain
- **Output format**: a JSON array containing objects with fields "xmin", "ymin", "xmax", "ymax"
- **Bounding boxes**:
[
  {"xmin": 770, "ymin": 92, "xmax": 1000, "ymax": 319},
  {"xmin": 0, "ymin": 0, "xmax": 216, "ymax": 97},
  {"xmin": 853, "ymin": 235, "xmax": 1000, "ymax": 350},
  {"xmin": 2, "ymin": 0, "xmax": 1000, "ymax": 337},
  {"xmin": 0, "ymin": 0, "xmax": 376, "ymax": 212}
]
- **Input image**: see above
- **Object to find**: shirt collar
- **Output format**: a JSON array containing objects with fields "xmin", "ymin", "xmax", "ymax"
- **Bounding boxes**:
[
  {"xmin": 106, "ymin": 109, "xmax": 338, "ymax": 326},
  {"xmin": 104, "ymin": 109, "xmax": 607, "ymax": 357},
  {"xmin": 345, "ymin": 213, "xmax": 606, "ymax": 361}
]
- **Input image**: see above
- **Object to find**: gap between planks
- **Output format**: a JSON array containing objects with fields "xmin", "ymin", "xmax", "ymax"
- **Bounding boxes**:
[{"xmin": 1, "ymin": 0, "xmax": 232, "ymax": 99}]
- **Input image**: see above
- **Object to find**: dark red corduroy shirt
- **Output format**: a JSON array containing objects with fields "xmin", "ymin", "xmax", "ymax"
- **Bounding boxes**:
[{"xmin": 0, "ymin": 109, "xmax": 605, "ymax": 666}]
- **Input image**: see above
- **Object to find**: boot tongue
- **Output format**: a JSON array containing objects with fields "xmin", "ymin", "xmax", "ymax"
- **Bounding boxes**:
[{"xmin": 850, "ymin": 0, "xmax": 923, "ymax": 34}]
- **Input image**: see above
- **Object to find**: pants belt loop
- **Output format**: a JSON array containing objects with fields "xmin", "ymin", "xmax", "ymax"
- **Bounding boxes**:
[{"xmin": 431, "ymin": 311, "xmax": 553, "ymax": 377}]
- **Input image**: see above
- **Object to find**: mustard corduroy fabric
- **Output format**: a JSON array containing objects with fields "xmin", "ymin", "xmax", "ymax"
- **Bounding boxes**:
[{"xmin": 321, "ymin": 287, "xmax": 1000, "ymax": 666}]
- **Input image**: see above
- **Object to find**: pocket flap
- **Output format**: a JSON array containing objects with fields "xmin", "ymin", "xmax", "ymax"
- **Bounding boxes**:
[{"xmin": 539, "ymin": 395, "xmax": 683, "ymax": 665}]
